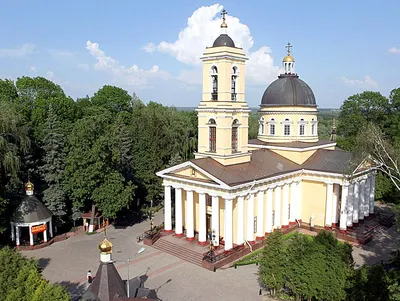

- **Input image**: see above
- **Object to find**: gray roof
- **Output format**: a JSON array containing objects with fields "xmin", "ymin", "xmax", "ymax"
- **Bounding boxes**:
[
  {"xmin": 302, "ymin": 148, "xmax": 356, "ymax": 174},
  {"xmin": 82, "ymin": 262, "xmax": 127, "ymax": 301},
  {"xmin": 212, "ymin": 34, "xmax": 235, "ymax": 47},
  {"xmin": 261, "ymin": 74, "xmax": 316, "ymax": 107},
  {"xmin": 12, "ymin": 195, "xmax": 52, "ymax": 224}
]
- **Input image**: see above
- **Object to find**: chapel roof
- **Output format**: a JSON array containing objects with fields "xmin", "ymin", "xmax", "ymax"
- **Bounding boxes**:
[{"xmin": 11, "ymin": 195, "xmax": 53, "ymax": 224}]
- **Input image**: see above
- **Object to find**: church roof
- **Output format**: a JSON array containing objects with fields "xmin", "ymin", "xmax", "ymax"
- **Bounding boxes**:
[
  {"xmin": 302, "ymin": 148, "xmax": 356, "ymax": 174},
  {"xmin": 212, "ymin": 34, "xmax": 235, "ymax": 47},
  {"xmin": 11, "ymin": 195, "xmax": 52, "ymax": 224},
  {"xmin": 82, "ymin": 262, "xmax": 127, "ymax": 301}
]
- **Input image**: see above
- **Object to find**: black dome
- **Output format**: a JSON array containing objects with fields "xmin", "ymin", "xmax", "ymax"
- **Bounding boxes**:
[
  {"xmin": 213, "ymin": 34, "xmax": 235, "ymax": 48},
  {"xmin": 261, "ymin": 74, "xmax": 316, "ymax": 107}
]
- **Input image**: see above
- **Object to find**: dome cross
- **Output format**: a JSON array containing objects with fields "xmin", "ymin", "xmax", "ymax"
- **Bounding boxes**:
[
  {"xmin": 285, "ymin": 42, "xmax": 293, "ymax": 55},
  {"xmin": 221, "ymin": 9, "xmax": 228, "ymax": 21}
]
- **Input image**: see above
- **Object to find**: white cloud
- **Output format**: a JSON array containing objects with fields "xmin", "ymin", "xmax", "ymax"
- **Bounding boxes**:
[
  {"xmin": 341, "ymin": 75, "xmax": 378, "ymax": 88},
  {"xmin": 46, "ymin": 71, "xmax": 55, "ymax": 79},
  {"xmin": 0, "ymin": 44, "xmax": 35, "ymax": 58},
  {"xmin": 77, "ymin": 63, "xmax": 89, "ymax": 70},
  {"xmin": 86, "ymin": 40, "xmax": 170, "ymax": 87},
  {"xmin": 388, "ymin": 47, "xmax": 400, "ymax": 54},
  {"xmin": 29, "ymin": 66, "xmax": 37, "ymax": 72},
  {"xmin": 144, "ymin": 4, "xmax": 280, "ymax": 85},
  {"xmin": 48, "ymin": 49, "xmax": 75, "ymax": 58}
]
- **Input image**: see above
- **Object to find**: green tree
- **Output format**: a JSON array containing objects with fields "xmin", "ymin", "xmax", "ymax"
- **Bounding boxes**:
[
  {"xmin": 0, "ymin": 247, "xmax": 71, "ymax": 301},
  {"xmin": 40, "ymin": 104, "xmax": 67, "ymax": 223},
  {"xmin": 0, "ymin": 79, "xmax": 18, "ymax": 103},
  {"xmin": 91, "ymin": 85, "xmax": 132, "ymax": 113},
  {"xmin": 259, "ymin": 230, "xmax": 286, "ymax": 296}
]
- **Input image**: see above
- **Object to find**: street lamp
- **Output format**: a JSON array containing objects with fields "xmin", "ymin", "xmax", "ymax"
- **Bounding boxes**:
[{"xmin": 126, "ymin": 247, "xmax": 145, "ymax": 298}]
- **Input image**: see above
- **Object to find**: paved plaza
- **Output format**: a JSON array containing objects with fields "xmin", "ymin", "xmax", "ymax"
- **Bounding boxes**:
[{"xmin": 21, "ymin": 210, "xmax": 397, "ymax": 300}]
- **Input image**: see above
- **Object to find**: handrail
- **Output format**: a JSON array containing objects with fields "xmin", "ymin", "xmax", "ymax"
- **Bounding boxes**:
[{"xmin": 245, "ymin": 240, "xmax": 253, "ymax": 252}]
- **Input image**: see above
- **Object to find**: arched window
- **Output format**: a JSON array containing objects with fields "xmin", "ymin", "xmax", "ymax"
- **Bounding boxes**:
[
  {"xmin": 299, "ymin": 118, "xmax": 305, "ymax": 136},
  {"xmin": 283, "ymin": 118, "xmax": 291, "ymax": 136},
  {"xmin": 211, "ymin": 66, "xmax": 218, "ymax": 101},
  {"xmin": 208, "ymin": 118, "xmax": 216, "ymax": 152},
  {"xmin": 232, "ymin": 119, "xmax": 239, "ymax": 152},
  {"xmin": 311, "ymin": 118, "xmax": 316, "ymax": 136},
  {"xmin": 259, "ymin": 117, "xmax": 265, "ymax": 135},
  {"xmin": 231, "ymin": 67, "xmax": 238, "ymax": 101},
  {"xmin": 269, "ymin": 118, "xmax": 276, "ymax": 136}
]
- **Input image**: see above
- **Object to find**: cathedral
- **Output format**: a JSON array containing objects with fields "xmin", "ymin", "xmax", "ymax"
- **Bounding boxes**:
[{"xmin": 156, "ymin": 11, "xmax": 376, "ymax": 251}]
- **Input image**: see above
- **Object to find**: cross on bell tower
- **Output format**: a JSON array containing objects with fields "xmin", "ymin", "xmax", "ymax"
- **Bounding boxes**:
[
  {"xmin": 283, "ymin": 42, "xmax": 295, "ymax": 75},
  {"xmin": 285, "ymin": 42, "xmax": 293, "ymax": 55}
]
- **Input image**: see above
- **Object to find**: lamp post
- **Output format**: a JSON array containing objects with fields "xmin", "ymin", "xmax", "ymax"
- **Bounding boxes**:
[{"xmin": 126, "ymin": 247, "xmax": 145, "ymax": 297}]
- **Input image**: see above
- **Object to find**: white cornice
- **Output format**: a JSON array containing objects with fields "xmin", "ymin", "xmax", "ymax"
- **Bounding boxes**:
[
  {"xmin": 248, "ymin": 142, "xmax": 336, "ymax": 152},
  {"xmin": 196, "ymin": 108, "xmax": 251, "ymax": 113}
]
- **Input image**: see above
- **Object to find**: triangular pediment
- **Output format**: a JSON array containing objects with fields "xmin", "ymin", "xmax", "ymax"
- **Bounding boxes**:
[
  {"xmin": 156, "ymin": 161, "xmax": 229, "ymax": 188},
  {"xmin": 353, "ymin": 156, "xmax": 377, "ymax": 174}
]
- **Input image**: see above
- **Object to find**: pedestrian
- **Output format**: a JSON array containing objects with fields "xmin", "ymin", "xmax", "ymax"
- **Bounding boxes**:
[{"xmin": 87, "ymin": 270, "xmax": 93, "ymax": 283}]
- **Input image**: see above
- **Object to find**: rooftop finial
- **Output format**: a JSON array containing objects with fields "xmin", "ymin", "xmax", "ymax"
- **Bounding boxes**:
[
  {"xmin": 220, "ymin": 8, "xmax": 228, "ymax": 29},
  {"xmin": 285, "ymin": 42, "xmax": 293, "ymax": 56},
  {"xmin": 330, "ymin": 118, "xmax": 337, "ymax": 142}
]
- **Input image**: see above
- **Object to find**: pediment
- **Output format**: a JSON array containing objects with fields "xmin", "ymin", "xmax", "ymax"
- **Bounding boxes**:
[{"xmin": 353, "ymin": 156, "xmax": 377, "ymax": 174}]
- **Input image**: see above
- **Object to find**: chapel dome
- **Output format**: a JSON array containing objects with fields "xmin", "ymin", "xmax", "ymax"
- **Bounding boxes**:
[
  {"xmin": 99, "ymin": 237, "xmax": 113, "ymax": 254},
  {"xmin": 212, "ymin": 34, "xmax": 235, "ymax": 48},
  {"xmin": 261, "ymin": 74, "xmax": 317, "ymax": 107}
]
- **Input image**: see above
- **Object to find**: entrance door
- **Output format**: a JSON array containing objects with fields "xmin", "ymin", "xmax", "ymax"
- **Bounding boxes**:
[{"xmin": 206, "ymin": 214, "xmax": 211, "ymax": 240}]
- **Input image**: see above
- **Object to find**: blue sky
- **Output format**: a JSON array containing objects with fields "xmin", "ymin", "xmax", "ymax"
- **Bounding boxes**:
[{"xmin": 1, "ymin": 0, "xmax": 399, "ymax": 108}]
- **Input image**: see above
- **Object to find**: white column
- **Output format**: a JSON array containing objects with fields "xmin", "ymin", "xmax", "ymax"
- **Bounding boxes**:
[
  {"xmin": 282, "ymin": 184, "xmax": 289, "ymax": 227},
  {"xmin": 175, "ymin": 188, "xmax": 183, "ymax": 236},
  {"xmin": 29, "ymin": 225, "xmax": 34, "ymax": 246},
  {"xmin": 198, "ymin": 193, "xmax": 207, "ymax": 244},
  {"xmin": 224, "ymin": 198, "xmax": 233, "ymax": 250},
  {"xmin": 10, "ymin": 223, "xmax": 15, "ymax": 241},
  {"xmin": 296, "ymin": 181, "xmax": 302, "ymax": 221},
  {"xmin": 339, "ymin": 184, "xmax": 349, "ymax": 230},
  {"xmin": 43, "ymin": 223, "xmax": 48, "ymax": 243},
  {"xmin": 265, "ymin": 188, "xmax": 273, "ymax": 233},
  {"xmin": 246, "ymin": 193, "xmax": 255, "ymax": 242},
  {"xmin": 364, "ymin": 177, "xmax": 370, "ymax": 217},
  {"xmin": 359, "ymin": 179, "xmax": 366, "ymax": 220},
  {"xmin": 289, "ymin": 182, "xmax": 296, "ymax": 224},
  {"xmin": 256, "ymin": 191, "xmax": 264, "ymax": 239},
  {"xmin": 164, "ymin": 185, "xmax": 172, "ymax": 232},
  {"xmin": 16, "ymin": 226, "xmax": 20, "ymax": 246},
  {"xmin": 347, "ymin": 184, "xmax": 354, "ymax": 227},
  {"xmin": 212, "ymin": 196, "xmax": 220, "ymax": 246},
  {"xmin": 49, "ymin": 219, "xmax": 53, "ymax": 237},
  {"xmin": 325, "ymin": 183, "xmax": 333, "ymax": 227},
  {"xmin": 274, "ymin": 186, "xmax": 281, "ymax": 228},
  {"xmin": 237, "ymin": 196, "xmax": 245, "ymax": 245},
  {"xmin": 186, "ymin": 190, "xmax": 194, "ymax": 240},
  {"xmin": 332, "ymin": 184, "xmax": 340, "ymax": 226},
  {"xmin": 370, "ymin": 174, "xmax": 376, "ymax": 214},
  {"xmin": 353, "ymin": 182, "xmax": 360, "ymax": 223}
]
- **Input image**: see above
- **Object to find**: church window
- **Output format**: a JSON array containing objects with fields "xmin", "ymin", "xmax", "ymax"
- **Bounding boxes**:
[
  {"xmin": 299, "ymin": 118, "xmax": 305, "ymax": 136},
  {"xmin": 211, "ymin": 66, "xmax": 218, "ymax": 101},
  {"xmin": 231, "ymin": 67, "xmax": 238, "ymax": 101},
  {"xmin": 283, "ymin": 118, "xmax": 291, "ymax": 136},
  {"xmin": 208, "ymin": 118, "xmax": 216, "ymax": 152},
  {"xmin": 232, "ymin": 119, "xmax": 239, "ymax": 152},
  {"xmin": 268, "ymin": 118, "xmax": 276, "ymax": 136},
  {"xmin": 311, "ymin": 118, "xmax": 317, "ymax": 136},
  {"xmin": 259, "ymin": 117, "xmax": 265, "ymax": 135}
]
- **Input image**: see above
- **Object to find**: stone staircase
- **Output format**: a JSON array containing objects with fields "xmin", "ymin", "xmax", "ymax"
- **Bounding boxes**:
[{"xmin": 152, "ymin": 237, "xmax": 204, "ymax": 267}]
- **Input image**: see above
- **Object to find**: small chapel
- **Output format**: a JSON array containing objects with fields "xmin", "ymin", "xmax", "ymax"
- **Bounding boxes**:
[{"xmin": 156, "ymin": 10, "xmax": 377, "ymax": 251}]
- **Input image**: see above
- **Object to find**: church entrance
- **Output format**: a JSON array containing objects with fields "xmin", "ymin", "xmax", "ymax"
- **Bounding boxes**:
[{"xmin": 206, "ymin": 214, "xmax": 211, "ymax": 240}]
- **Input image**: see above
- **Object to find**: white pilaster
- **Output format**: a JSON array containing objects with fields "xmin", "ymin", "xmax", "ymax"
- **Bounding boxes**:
[
  {"xmin": 29, "ymin": 225, "xmax": 34, "ymax": 246},
  {"xmin": 256, "ymin": 191, "xmax": 264, "ymax": 239},
  {"xmin": 364, "ymin": 177, "xmax": 370, "ymax": 217},
  {"xmin": 246, "ymin": 193, "xmax": 255, "ymax": 242},
  {"xmin": 296, "ymin": 181, "xmax": 302, "ymax": 220},
  {"xmin": 186, "ymin": 190, "xmax": 194, "ymax": 240},
  {"xmin": 16, "ymin": 226, "xmax": 20, "ymax": 246},
  {"xmin": 274, "ymin": 186, "xmax": 282, "ymax": 228},
  {"xmin": 265, "ymin": 188, "xmax": 273, "ymax": 233},
  {"xmin": 339, "ymin": 184, "xmax": 349, "ymax": 230},
  {"xmin": 237, "ymin": 196, "xmax": 245, "ymax": 245},
  {"xmin": 353, "ymin": 182, "xmax": 360, "ymax": 223},
  {"xmin": 175, "ymin": 188, "xmax": 183, "ymax": 235},
  {"xmin": 43, "ymin": 223, "xmax": 48, "ymax": 243},
  {"xmin": 224, "ymin": 198, "xmax": 233, "ymax": 250},
  {"xmin": 198, "ymin": 193, "xmax": 207, "ymax": 244},
  {"xmin": 289, "ymin": 182, "xmax": 296, "ymax": 224},
  {"xmin": 332, "ymin": 184, "xmax": 340, "ymax": 225},
  {"xmin": 10, "ymin": 223, "xmax": 15, "ymax": 241},
  {"xmin": 212, "ymin": 196, "xmax": 220, "ymax": 246},
  {"xmin": 359, "ymin": 179, "xmax": 366, "ymax": 220},
  {"xmin": 282, "ymin": 184, "xmax": 289, "ymax": 227},
  {"xmin": 164, "ymin": 185, "xmax": 172, "ymax": 232},
  {"xmin": 346, "ymin": 183, "xmax": 354, "ymax": 227},
  {"xmin": 49, "ymin": 218, "xmax": 53, "ymax": 237},
  {"xmin": 325, "ymin": 183, "xmax": 333, "ymax": 227},
  {"xmin": 370, "ymin": 174, "xmax": 376, "ymax": 214}
]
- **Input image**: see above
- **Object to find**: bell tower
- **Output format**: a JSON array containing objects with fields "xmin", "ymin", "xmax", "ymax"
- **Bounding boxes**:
[{"xmin": 195, "ymin": 9, "xmax": 251, "ymax": 166}]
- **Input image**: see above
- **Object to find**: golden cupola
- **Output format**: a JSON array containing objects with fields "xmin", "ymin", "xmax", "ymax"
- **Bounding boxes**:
[
  {"xmin": 99, "ymin": 237, "xmax": 113, "ymax": 254},
  {"xmin": 25, "ymin": 179, "xmax": 34, "ymax": 195}
]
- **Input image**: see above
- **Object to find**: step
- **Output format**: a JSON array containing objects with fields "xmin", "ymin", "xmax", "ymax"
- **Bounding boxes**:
[
  {"xmin": 153, "ymin": 239, "xmax": 204, "ymax": 266},
  {"xmin": 154, "ymin": 240, "xmax": 204, "ymax": 256}
]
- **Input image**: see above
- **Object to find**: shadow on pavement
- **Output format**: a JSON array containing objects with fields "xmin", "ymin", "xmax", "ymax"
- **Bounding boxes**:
[
  {"xmin": 129, "ymin": 273, "xmax": 171, "ymax": 300},
  {"xmin": 56, "ymin": 281, "xmax": 87, "ymax": 301}
]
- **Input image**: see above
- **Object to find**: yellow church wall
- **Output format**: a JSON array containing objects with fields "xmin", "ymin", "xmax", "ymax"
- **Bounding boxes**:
[
  {"xmin": 219, "ymin": 197, "xmax": 224, "ymax": 240},
  {"xmin": 182, "ymin": 190, "xmax": 187, "ymax": 230},
  {"xmin": 270, "ymin": 149, "xmax": 317, "ymax": 164},
  {"xmin": 301, "ymin": 180, "xmax": 327, "ymax": 227},
  {"xmin": 175, "ymin": 168, "xmax": 211, "ymax": 181},
  {"xmin": 232, "ymin": 198, "xmax": 238, "ymax": 245},
  {"xmin": 194, "ymin": 193, "xmax": 199, "ymax": 233}
]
